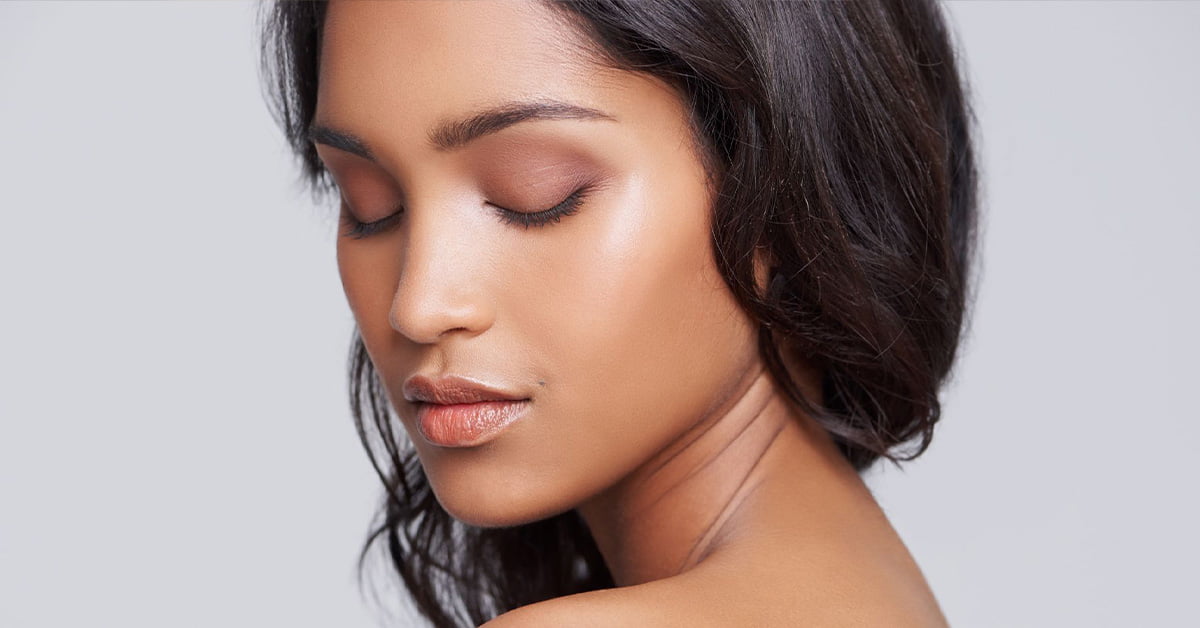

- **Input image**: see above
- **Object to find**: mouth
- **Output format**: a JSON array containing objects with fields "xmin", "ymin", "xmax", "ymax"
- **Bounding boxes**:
[
  {"xmin": 414, "ymin": 399, "xmax": 531, "ymax": 448},
  {"xmin": 403, "ymin": 373, "xmax": 532, "ymax": 447},
  {"xmin": 403, "ymin": 373, "xmax": 526, "ymax": 404}
]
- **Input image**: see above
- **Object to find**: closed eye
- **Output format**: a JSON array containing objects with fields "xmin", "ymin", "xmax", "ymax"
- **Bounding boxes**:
[
  {"xmin": 339, "ymin": 184, "xmax": 596, "ymax": 239},
  {"xmin": 340, "ymin": 204, "xmax": 403, "ymax": 240},
  {"xmin": 490, "ymin": 185, "xmax": 593, "ymax": 229}
]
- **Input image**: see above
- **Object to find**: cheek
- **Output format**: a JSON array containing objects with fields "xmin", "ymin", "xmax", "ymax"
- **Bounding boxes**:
[
  {"xmin": 335, "ymin": 235, "xmax": 402, "ymax": 363},
  {"xmin": 507, "ymin": 170, "xmax": 760, "ymax": 486}
]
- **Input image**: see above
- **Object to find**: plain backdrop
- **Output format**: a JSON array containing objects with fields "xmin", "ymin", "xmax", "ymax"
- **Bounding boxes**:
[{"xmin": 1, "ymin": 2, "xmax": 1196, "ymax": 627}]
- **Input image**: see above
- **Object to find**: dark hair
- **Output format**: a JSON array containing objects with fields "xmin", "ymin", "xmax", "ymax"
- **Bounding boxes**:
[{"xmin": 260, "ymin": 0, "xmax": 977, "ymax": 625}]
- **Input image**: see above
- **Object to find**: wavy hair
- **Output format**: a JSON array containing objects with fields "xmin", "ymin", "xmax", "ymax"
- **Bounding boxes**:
[{"xmin": 259, "ymin": 1, "xmax": 978, "ymax": 625}]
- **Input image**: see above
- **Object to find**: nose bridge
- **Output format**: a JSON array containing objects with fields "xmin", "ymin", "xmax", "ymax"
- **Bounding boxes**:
[{"xmin": 389, "ymin": 202, "xmax": 494, "ymax": 344}]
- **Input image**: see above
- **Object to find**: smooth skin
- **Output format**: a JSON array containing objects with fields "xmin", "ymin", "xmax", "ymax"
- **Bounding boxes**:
[{"xmin": 313, "ymin": 1, "xmax": 947, "ymax": 625}]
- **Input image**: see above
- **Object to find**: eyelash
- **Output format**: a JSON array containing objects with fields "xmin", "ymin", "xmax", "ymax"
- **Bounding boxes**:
[{"xmin": 339, "ymin": 184, "xmax": 593, "ymax": 239}]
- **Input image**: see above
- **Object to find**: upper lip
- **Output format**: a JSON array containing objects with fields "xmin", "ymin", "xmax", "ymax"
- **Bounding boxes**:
[{"xmin": 402, "ymin": 373, "xmax": 528, "ymax": 405}]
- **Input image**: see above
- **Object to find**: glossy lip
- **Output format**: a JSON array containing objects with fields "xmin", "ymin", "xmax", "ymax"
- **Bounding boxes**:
[
  {"xmin": 403, "ymin": 374, "xmax": 531, "ymax": 447},
  {"xmin": 414, "ymin": 399, "xmax": 531, "ymax": 448},
  {"xmin": 403, "ymin": 373, "xmax": 528, "ymax": 405}
]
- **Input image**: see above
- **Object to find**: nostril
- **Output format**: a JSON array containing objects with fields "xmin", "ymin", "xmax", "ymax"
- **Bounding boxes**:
[{"xmin": 388, "ymin": 288, "xmax": 494, "ymax": 344}]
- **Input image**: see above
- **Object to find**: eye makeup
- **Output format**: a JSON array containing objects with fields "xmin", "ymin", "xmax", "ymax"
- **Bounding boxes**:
[
  {"xmin": 324, "ymin": 124, "xmax": 614, "ymax": 239},
  {"xmin": 339, "ymin": 203, "xmax": 403, "ymax": 239},
  {"xmin": 490, "ymin": 183, "xmax": 594, "ymax": 230},
  {"xmin": 338, "ymin": 182, "xmax": 599, "ymax": 239}
]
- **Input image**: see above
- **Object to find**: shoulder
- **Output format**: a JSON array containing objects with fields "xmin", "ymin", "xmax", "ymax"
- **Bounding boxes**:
[
  {"xmin": 478, "ymin": 584, "xmax": 942, "ymax": 628},
  {"xmin": 481, "ymin": 546, "xmax": 947, "ymax": 627},
  {"xmin": 479, "ymin": 576, "xmax": 706, "ymax": 628}
]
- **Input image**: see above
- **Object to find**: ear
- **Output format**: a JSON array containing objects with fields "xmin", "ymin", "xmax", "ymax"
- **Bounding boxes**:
[
  {"xmin": 751, "ymin": 245, "xmax": 825, "ymax": 407},
  {"xmin": 752, "ymin": 245, "xmax": 777, "ymax": 299}
]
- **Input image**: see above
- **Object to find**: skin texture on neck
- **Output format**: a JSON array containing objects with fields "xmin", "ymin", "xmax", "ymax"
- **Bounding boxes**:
[
  {"xmin": 574, "ymin": 349, "xmax": 894, "ymax": 588},
  {"xmin": 515, "ymin": 357, "xmax": 951, "ymax": 626},
  {"xmin": 576, "ymin": 363, "xmax": 798, "ymax": 587}
]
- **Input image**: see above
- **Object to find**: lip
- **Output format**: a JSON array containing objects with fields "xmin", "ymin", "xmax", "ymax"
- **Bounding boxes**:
[
  {"xmin": 403, "ymin": 373, "xmax": 527, "ymax": 405},
  {"xmin": 403, "ymin": 374, "xmax": 531, "ymax": 447},
  {"xmin": 414, "ymin": 399, "xmax": 531, "ymax": 447}
]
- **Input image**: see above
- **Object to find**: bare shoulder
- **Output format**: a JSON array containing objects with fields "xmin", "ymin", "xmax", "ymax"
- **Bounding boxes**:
[
  {"xmin": 478, "ymin": 575, "xmax": 708, "ymax": 628},
  {"xmin": 480, "ymin": 546, "xmax": 947, "ymax": 627}
]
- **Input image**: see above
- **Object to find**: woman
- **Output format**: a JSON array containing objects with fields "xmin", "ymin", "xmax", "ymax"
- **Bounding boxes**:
[{"xmin": 260, "ymin": 0, "xmax": 976, "ymax": 625}]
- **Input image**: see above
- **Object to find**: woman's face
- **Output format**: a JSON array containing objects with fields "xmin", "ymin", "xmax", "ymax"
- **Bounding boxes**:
[{"xmin": 314, "ymin": 0, "xmax": 762, "ymax": 527}]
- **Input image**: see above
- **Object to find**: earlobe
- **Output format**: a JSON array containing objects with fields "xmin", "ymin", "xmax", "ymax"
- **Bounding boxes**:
[
  {"xmin": 751, "ymin": 245, "xmax": 825, "ymax": 408},
  {"xmin": 752, "ymin": 246, "xmax": 776, "ymax": 299}
]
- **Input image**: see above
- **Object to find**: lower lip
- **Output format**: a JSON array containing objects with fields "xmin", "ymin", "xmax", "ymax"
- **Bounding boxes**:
[{"xmin": 416, "ymin": 400, "xmax": 530, "ymax": 447}]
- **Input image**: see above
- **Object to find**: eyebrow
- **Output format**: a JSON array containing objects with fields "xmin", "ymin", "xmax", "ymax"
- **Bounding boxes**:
[{"xmin": 307, "ymin": 100, "xmax": 617, "ymax": 162}]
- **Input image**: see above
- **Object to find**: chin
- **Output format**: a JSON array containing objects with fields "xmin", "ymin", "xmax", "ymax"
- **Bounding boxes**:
[{"xmin": 422, "ymin": 457, "xmax": 579, "ymax": 529}]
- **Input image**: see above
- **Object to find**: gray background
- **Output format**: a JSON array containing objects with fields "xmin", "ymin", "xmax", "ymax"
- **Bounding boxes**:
[{"xmin": 1, "ymin": 1, "xmax": 1196, "ymax": 626}]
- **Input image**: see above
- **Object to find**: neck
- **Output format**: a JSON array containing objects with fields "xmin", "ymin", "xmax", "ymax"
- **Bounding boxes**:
[{"xmin": 576, "ymin": 363, "xmax": 862, "ymax": 587}]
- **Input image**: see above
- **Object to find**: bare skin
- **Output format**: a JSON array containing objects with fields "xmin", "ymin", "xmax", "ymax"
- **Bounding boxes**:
[
  {"xmin": 313, "ymin": 1, "xmax": 947, "ymax": 625},
  {"xmin": 490, "ymin": 364, "xmax": 948, "ymax": 626}
]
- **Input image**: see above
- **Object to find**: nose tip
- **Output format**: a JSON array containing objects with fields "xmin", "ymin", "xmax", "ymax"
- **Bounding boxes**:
[
  {"xmin": 388, "ymin": 294, "xmax": 489, "ymax": 343},
  {"xmin": 387, "ymin": 265, "xmax": 493, "ymax": 344}
]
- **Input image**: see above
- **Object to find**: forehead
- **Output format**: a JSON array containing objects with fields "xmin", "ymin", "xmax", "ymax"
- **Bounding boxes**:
[{"xmin": 316, "ymin": 0, "xmax": 612, "ymax": 141}]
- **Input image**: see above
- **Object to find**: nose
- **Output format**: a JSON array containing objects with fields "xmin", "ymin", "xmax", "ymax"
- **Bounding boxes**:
[{"xmin": 387, "ymin": 212, "xmax": 495, "ymax": 344}]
